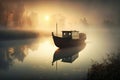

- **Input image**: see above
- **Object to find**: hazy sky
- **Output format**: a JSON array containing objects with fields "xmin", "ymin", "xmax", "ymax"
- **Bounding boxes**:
[
  {"xmin": 24, "ymin": 0, "xmax": 120, "ymax": 24},
  {"xmin": 1, "ymin": 0, "xmax": 120, "ymax": 27}
]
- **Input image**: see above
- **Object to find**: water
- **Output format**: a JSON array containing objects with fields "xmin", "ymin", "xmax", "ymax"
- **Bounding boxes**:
[{"xmin": 0, "ymin": 27, "xmax": 120, "ymax": 80}]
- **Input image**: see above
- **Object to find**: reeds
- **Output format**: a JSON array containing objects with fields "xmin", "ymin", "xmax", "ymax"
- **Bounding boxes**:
[{"xmin": 87, "ymin": 50, "xmax": 120, "ymax": 80}]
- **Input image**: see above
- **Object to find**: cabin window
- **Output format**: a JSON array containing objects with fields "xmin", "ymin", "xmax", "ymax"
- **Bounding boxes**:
[
  {"xmin": 62, "ymin": 31, "xmax": 72, "ymax": 38},
  {"xmin": 69, "ymin": 33, "xmax": 71, "ymax": 35},
  {"xmin": 72, "ymin": 31, "xmax": 79, "ymax": 39}
]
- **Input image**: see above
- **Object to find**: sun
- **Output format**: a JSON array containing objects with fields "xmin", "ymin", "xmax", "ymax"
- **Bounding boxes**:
[{"xmin": 45, "ymin": 15, "xmax": 49, "ymax": 21}]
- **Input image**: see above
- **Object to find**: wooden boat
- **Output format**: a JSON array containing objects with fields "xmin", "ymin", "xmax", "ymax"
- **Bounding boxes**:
[{"xmin": 52, "ymin": 30, "xmax": 86, "ymax": 48}]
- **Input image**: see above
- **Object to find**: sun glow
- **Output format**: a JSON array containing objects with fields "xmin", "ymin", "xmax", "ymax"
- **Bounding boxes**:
[{"xmin": 45, "ymin": 15, "xmax": 49, "ymax": 21}]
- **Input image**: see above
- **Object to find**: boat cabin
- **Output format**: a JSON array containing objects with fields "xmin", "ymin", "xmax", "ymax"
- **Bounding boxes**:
[
  {"xmin": 62, "ymin": 53, "xmax": 79, "ymax": 63},
  {"xmin": 62, "ymin": 31, "xmax": 79, "ymax": 39}
]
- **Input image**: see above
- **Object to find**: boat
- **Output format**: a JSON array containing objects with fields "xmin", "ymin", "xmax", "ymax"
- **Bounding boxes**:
[{"xmin": 52, "ymin": 30, "xmax": 86, "ymax": 48}]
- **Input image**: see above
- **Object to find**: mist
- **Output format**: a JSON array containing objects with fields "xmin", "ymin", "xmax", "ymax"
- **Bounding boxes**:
[
  {"xmin": 0, "ymin": 0, "xmax": 120, "ymax": 33},
  {"xmin": 0, "ymin": 1, "xmax": 120, "ymax": 80}
]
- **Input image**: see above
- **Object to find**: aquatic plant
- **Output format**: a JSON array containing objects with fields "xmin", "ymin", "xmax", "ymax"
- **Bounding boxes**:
[{"xmin": 87, "ymin": 50, "xmax": 120, "ymax": 80}]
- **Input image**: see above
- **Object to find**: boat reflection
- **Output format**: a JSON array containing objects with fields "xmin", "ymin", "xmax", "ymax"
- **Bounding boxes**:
[
  {"xmin": 52, "ymin": 42, "xmax": 86, "ymax": 65},
  {"xmin": 0, "ymin": 39, "xmax": 39, "ymax": 70}
]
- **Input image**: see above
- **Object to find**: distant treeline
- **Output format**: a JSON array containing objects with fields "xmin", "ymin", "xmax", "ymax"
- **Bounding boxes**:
[
  {"xmin": 0, "ymin": 30, "xmax": 39, "ymax": 40},
  {"xmin": 0, "ymin": 1, "xmax": 36, "ymax": 29}
]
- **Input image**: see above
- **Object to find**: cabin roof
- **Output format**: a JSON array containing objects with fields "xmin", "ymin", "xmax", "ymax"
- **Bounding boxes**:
[
  {"xmin": 62, "ymin": 30, "xmax": 79, "ymax": 33},
  {"xmin": 62, "ymin": 31, "xmax": 72, "ymax": 33}
]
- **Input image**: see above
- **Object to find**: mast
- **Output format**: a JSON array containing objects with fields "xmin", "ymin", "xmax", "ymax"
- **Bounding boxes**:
[
  {"xmin": 56, "ymin": 23, "xmax": 58, "ymax": 36},
  {"xmin": 56, "ymin": 61, "xmax": 58, "ymax": 71}
]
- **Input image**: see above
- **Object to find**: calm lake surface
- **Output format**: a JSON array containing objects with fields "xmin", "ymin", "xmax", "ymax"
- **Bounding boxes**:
[{"xmin": 0, "ymin": 27, "xmax": 120, "ymax": 80}]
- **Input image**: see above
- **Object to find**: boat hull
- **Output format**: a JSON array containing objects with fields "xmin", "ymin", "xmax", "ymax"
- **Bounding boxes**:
[{"xmin": 52, "ymin": 32, "xmax": 86, "ymax": 48}]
